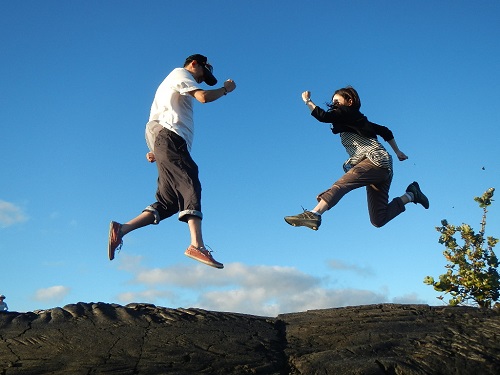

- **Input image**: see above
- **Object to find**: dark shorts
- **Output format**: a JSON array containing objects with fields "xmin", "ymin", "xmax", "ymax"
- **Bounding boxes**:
[{"xmin": 144, "ymin": 128, "xmax": 202, "ymax": 223}]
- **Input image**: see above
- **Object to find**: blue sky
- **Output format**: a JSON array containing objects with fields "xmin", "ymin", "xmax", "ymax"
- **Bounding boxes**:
[{"xmin": 1, "ymin": 1, "xmax": 499, "ymax": 315}]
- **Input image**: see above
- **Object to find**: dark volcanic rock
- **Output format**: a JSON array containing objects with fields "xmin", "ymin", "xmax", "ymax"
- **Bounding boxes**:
[
  {"xmin": 281, "ymin": 304, "xmax": 500, "ymax": 374},
  {"xmin": 0, "ymin": 303, "xmax": 498, "ymax": 374}
]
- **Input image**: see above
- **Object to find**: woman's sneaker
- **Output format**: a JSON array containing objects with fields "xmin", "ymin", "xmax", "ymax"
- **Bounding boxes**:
[
  {"xmin": 185, "ymin": 245, "xmax": 224, "ymax": 269},
  {"xmin": 284, "ymin": 210, "xmax": 321, "ymax": 230},
  {"xmin": 406, "ymin": 181, "xmax": 429, "ymax": 209}
]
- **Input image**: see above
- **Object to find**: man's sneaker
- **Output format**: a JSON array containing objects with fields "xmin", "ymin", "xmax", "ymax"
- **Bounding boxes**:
[
  {"xmin": 108, "ymin": 221, "xmax": 123, "ymax": 261},
  {"xmin": 284, "ymin": 209, "xmax": 321, "ymax": 230},
  {"xmin": 185, "ymin": 245, "xmax": 224, "ymax": 269},
  {"xmin": 406, "ymin": 181, "xmax": 429, "ymax": 209}
]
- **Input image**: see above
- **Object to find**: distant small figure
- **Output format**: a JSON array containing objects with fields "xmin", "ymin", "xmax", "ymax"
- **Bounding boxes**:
[{"xmin": 0, "ymin": 295, "xmax": 8, "ymax": 311}]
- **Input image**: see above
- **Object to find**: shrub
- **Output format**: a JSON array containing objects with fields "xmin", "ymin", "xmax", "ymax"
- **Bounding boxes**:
[{"xmin": 424, "ymin": 188, "xmax": 499, "ymax": 308}]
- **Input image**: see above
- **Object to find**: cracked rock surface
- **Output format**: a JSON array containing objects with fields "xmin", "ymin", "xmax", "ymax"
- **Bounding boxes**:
[{"xmin": 0, "ymin": 303, "xmax": 498, "ymax": 374}]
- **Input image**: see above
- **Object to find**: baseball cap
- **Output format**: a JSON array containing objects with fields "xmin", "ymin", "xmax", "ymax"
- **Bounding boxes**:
[{"xmin": 184, "ymin": 54, "xmax": 217, "ymax": 86}]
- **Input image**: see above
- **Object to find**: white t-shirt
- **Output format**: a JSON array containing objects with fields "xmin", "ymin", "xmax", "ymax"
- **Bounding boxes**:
[{"xmin": 148, "ymin": 68, "xmax": 201, "ymax": 151}]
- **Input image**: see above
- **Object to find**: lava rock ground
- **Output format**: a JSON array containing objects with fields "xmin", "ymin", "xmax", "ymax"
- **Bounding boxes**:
[{"xmin": 0, "ymin": 303, "xmax": 498, "ymax": 374}]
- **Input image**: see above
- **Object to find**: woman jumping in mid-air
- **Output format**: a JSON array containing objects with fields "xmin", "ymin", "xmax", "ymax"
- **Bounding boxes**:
[{"xmin": 285, "ymin": 86, "xmax": 428, "ymax": 231}]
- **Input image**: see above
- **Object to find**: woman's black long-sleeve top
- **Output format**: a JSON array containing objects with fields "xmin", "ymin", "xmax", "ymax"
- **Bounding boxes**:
[{"xmin": 311, "ymin": 106, "xmax": 394, "ymax": 142}]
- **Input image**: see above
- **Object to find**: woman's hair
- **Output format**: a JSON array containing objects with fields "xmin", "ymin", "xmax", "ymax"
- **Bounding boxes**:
[{"xmin": 327, "ymin": 86, "xmax": 361, "ymax": 111}]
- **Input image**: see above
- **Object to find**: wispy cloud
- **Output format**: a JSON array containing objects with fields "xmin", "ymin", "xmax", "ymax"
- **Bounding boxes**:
[
  {"xmin": 392, "ymin": 293, "xmax": 427, "ymax": 304},
  {"xmin": 0, "ymin": 200, "xmax": 28, "ymax": 227},
  {"xmin": 34, "ymin": 285, "xmax": 71, "ymax": 303},
  {"xmin": 327, "ymin": 259, "xmax": 375, "ymax": 277},
  {"xmin": 116, "ymin": 257, "xmax": 406, "ymax": 316},
  {"xmin": 118, "ymin": 289, "xmax": 176, "ymax": 303}
]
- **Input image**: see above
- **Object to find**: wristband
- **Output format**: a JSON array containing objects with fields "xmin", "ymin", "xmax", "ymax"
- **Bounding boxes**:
[
  {"xmin": 223, "ymin": 87, "xmax": 228, "ymax": 95},
  {"xmin": 304, "ymin": 98, "xmax": 311, "ymax": 104}
]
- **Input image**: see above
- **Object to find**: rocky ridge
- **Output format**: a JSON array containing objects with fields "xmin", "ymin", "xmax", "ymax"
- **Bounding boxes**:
[{"xmin": 0, "ymin": 303, "xmax": 499, "ymax": 374}]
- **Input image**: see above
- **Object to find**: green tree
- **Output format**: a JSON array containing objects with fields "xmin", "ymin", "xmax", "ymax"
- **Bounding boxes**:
[{"xmin": 424, "ymin": 188, "xmax": 499, "ymax": 308}]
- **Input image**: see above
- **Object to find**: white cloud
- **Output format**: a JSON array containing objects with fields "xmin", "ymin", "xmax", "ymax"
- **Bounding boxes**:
[
  {"xmin": 117, "ymin": 259, "xmax": 396, "ymax": 316},
  {"xmin": 0, "ymin": 200, "xmax": 28, "ymax": 227},
  {"xmin": 199, "ymin": 286, "xmax": 387, "ymax": 316},
  {"xmin": 134, "ymin": 262, "xmax": 319, "ymax": 291},
  {"xmin": 34, "ymin": 285, "xmax": 71, "ymax": 302}
]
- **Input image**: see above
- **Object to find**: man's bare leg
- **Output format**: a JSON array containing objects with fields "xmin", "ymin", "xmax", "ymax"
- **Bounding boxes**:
[
  {"xmin": 187, "ymin": 216, "xmax": 204, "ymax": 249},
  {"xmin": 184, "ymin": 215, "xmax": 223, "ymax": 268},
  {"xmin": 120, "ymin": 211, "xmax": 156, "ymax": 237}
]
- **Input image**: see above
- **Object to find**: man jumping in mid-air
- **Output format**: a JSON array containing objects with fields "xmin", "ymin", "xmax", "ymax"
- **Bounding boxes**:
[{"xmin": 108, "ymin": 54, "xmax": 236, "ymax": 269}]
